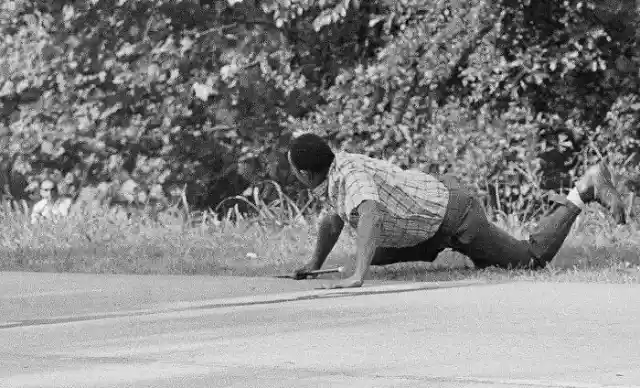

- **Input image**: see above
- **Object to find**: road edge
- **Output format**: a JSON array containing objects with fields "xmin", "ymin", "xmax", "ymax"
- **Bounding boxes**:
[{"xmin": 0, "ymin": 279, "xmax": 494, "ymax": 329}]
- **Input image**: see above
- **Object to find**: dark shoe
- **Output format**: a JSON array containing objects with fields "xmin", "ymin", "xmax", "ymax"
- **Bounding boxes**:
[{"xmin": 576, "ymin": 163, "xmax": 626, "ymax": 224}]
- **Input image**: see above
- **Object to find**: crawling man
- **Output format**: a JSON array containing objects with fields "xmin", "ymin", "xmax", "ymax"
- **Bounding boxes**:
[{"xmin": 287, "ymin": 133, "xmax": 626, "ymax": 289}]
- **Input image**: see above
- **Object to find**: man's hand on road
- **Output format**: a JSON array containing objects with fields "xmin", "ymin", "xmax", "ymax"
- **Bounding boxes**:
[
  {"xmin": 292, "ymin": 263, "xmax": 321, "ymax": 280},
  {"xmin": 319, "ymin": 276, "xmax": 363, "ymax": 289}
]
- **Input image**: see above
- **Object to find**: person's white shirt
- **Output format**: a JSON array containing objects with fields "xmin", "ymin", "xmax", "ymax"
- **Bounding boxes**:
[{"xmin": 31, "ymin": 197, "xmax": 73, "ymax": 224}]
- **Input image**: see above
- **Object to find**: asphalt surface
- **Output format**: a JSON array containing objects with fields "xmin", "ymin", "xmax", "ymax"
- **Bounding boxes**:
[
  {"xmin": 1, "ymin": 272, "xmax": 640, "ymax": 388},
  {"xmin": 0, "ymin": 271, "xmax": 363, "ymax": 323}
]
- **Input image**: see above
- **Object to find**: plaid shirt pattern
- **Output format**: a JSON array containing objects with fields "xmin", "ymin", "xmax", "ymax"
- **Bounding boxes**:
[{"xmin": 323, "ymin": 152, "xmax": 450, "ymax": 248}]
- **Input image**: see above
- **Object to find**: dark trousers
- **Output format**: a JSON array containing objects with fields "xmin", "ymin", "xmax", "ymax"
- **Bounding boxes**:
[{"xmin": 371, "ymin": 175, "xmax": 582, "ymax": 269}]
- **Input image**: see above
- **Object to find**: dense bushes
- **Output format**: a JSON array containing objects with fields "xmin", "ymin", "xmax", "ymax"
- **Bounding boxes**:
[{"xmin": 1, "ymin": 0, "xmax": 639, "ymax": 215}]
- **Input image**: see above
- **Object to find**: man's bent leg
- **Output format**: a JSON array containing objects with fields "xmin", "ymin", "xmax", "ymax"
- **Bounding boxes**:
[
  {"xmin": 452, "ymin": 198, "xmax": 581, "ymax": 269},
  {"xmin": 452, "ymin": 163, "xmax": 625, "ymax": 269},
  {"xmin": 371, "ymin": 238, "xmax": 445, "ymax": 266}
]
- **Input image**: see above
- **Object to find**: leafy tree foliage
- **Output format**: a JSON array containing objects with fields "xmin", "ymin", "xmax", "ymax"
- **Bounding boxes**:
[{"xmin": 1, "ymin": 0, "xmax": 639, "ymax": 214}]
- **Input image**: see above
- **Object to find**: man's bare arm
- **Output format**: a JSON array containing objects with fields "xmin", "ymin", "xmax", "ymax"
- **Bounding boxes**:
[
  {"xmin": 294, "ymin": 212, "xmax": 344, "ymax": 279},
  {"xmin": 351, "ymin": 200, "xmax": 384, "ymax": 284},
  {"xmin": 309, "ymin": 212, "xmax": 345, "ymax": 269},
  {"xmin": 321, "ymin": 200, "xmax": 384, "ymax": 289}
]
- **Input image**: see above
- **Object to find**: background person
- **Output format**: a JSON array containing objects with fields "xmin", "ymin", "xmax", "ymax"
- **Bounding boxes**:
[{"xmin": 31, "ymin": 179, "xmax": 73, "ymax": 224}]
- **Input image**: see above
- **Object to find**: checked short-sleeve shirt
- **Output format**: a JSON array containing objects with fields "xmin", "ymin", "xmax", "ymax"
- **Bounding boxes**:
[{"xmin": 323, "ymin": 152, "xmax": 450, "ymax": 248}]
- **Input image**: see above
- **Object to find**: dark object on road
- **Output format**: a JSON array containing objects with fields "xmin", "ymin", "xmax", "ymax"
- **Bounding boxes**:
[{"xmin": 275, "ymin": 267, "xmax": 344, "ymax": 279}]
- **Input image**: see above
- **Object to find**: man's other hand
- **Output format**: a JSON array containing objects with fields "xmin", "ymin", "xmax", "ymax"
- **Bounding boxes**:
[{"xmin": 292, "ymin": 262, "xmax": 321, "ymax": 280}]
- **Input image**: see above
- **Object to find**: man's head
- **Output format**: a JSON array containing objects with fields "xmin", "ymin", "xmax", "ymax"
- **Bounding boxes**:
[
  {"xmin": 287, "ymin": 133, "xmax": 335, "ymax": 189},
  {"xmin": 39, "ymin": 179, "xmax": 57, "ymax": 200}
]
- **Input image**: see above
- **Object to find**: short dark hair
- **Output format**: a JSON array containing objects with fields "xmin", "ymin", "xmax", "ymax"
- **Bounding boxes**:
[{"xmin": 288, "ymin": 133, "xmax": 335, "ymax": 173}]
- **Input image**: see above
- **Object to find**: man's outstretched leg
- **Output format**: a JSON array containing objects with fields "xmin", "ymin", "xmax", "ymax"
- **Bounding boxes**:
[{"xmin": 450, "ymin": 163, "xmax": 626, "ymax": 269}]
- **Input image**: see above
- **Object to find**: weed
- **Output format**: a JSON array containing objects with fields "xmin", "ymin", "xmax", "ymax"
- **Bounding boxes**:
[{"xmin": 0, "ymin": 182, "xmax": 637, "ymax": 284}]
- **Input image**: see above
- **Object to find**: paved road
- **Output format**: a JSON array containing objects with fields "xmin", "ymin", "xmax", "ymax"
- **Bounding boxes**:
[
  {"xmin": 0, "ymin": 271, "xmax": 365, "ymax": 322},
  {"xmin": 1, "ymin": 272, "xmax": 640, "ymax": 388}
]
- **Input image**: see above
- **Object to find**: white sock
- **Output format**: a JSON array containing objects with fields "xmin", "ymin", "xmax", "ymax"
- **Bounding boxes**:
[{"xmin": 567, "ymin": 188, "xmax": 585, "ymax": 209}]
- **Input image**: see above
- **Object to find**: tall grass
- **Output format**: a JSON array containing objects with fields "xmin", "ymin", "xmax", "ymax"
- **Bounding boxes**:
[{"xmin": 0, "ymin": 182, "xmax": 638, "ymax": 284}]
